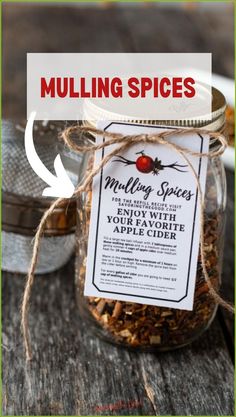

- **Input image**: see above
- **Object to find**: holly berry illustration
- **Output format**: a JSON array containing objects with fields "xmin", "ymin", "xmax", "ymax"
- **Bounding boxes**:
[
  {"xmin": 136, "ymin": 152, "xmax": 154, "ymax": 173},
  {"xmin": 113, "ymin": 150, "xmax": 187, "ymax": 175}
]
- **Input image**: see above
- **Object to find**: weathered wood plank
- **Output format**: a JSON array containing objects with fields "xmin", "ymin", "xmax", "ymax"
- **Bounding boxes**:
[
  {"xmin": 2, "ymin": 4, "xmax": 125, "ymax": 120},
  {"xmin": 120, "ymin": 5, "xmax": 234, "ymax": 76},
  {"xmin": 2, "ymin": 262, "xmax": 234, "ymax": 416}
]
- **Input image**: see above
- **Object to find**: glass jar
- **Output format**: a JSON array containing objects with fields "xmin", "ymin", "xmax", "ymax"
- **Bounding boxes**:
[
  {"xmin": 2, "ymin": 120, "xmax": 80, "ymax": 274},
  {"xmin": 75, "ymin": 86, "xmax": 227, "ymax": 351}
]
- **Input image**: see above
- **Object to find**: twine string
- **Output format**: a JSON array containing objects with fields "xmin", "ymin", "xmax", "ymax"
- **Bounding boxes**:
[{"xmin": 21, "ymin": 125, "xmax": 234, "ymax": 361}]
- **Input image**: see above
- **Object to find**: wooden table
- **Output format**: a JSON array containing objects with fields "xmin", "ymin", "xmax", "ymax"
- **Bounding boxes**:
[{"xmin": 2, "ymin": 3, "xmax": 234, "ymax": 415}]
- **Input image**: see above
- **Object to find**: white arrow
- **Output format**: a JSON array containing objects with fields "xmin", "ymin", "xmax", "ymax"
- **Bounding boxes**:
[{"xmin": 25, "ymin": 111, "xmax": 75, "ymax": 198}]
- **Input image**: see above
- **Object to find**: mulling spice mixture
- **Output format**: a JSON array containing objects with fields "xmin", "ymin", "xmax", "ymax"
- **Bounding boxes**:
[{"xmin": 75, "ymin": 163, "xmax": 222, "ymax": 350}]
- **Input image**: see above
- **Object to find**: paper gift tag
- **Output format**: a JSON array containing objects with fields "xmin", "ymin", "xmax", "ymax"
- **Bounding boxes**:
[{"xmin": 84, "ymin": 122, "xmax": 209, "ymax": 310}]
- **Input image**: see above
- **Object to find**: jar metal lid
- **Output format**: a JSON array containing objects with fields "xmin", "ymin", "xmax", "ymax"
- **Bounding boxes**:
[
  {"xmin": 2, "ymin": 191, "xmax": 76, "ymax": 237},
  {"xmin": 83, "ymin": 85, "xmax": 226, "ymax": 131}
]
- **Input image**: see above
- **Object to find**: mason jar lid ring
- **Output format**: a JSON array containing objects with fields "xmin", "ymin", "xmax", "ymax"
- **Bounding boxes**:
[{"xmin": 83, "ymin": 85, "xmax": 226, "ymax": 131}]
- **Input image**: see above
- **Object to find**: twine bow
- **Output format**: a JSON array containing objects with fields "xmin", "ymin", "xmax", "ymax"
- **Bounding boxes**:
[{"xmin": 21, "ymin": 125, "xmax": 234, "ymax": 361}]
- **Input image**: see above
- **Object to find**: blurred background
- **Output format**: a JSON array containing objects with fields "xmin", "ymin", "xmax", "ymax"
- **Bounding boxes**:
[{"xmin": 2, "ymin": 0, "xmax": 234, "ymax": 308}]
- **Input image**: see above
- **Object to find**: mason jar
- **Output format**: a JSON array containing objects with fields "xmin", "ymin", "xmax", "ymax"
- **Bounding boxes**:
[{"xmin": 75, "ymin": 86, "xmax": 227, "ymax": 350}]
